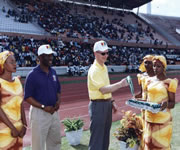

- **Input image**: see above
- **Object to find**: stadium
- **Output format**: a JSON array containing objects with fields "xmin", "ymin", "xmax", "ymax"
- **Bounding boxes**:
[{"xmin": 0, "ymin": 0, "xmax": 180, "ymax": 149}]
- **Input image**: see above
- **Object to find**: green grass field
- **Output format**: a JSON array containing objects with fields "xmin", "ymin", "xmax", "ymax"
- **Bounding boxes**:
[{"xmin": 24, "ymin": 103, "xmax": 180, "ymax": 150}]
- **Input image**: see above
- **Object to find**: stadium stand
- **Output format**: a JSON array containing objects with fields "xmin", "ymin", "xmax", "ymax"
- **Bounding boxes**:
[
  {"xmin": 1, "ymin": 35, "xmax": 180, "ymax": 67},
  {"xmin": 140, "ymin": 14, "xmax": 180, "ymax": 46},
  {"xmin": 7, "ymin": 0, "xmax": 169, "ymax": 45},
  {"xmin": 0, "ymin": 0, "xmax": 180, "ymax": 76},
  {"xmin": 0, "ymin": 0, "xmax": 47, "ymax": 35}
]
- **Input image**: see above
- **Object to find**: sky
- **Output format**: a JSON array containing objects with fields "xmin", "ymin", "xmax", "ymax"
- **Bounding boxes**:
[{"xmin": 133, "ymin": 0, "xmax": 180, "ymax": 17}]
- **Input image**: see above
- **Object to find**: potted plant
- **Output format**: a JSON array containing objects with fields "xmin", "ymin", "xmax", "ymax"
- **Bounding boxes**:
[
  {"xmin": 62, "ymin": 118, "xmax": 84, "ymax": 146},
  {"xmin": 114, "ymin": 110, "xmax": 143, "ymax": 150}
]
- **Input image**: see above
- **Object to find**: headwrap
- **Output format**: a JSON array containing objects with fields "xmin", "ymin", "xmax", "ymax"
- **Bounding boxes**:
[
  {"xmin": 139, "ymin": 55, "xmax": 154, "ymax": 72},
  {"xmin": 153, "ymin": 55, "xmax": 167, "ymax": 69},
  {"xmin": 0, "ymin": 51, "xmax": 14, "ymax": 74}
]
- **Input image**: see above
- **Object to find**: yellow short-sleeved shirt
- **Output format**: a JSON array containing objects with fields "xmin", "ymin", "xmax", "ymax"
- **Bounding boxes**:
[{"xmin": 88, "ymin": 60, "xmax": 112, "ymax": 100}]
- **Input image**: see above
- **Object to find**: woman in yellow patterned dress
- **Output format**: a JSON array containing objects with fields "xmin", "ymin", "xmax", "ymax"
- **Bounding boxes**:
[
  {"xmin": 135, "ymin": 55, "xmax": 155, "ymax": 150},
  {"xmin": 135, "ymin": 55, "xmax": 155, "ymax": 100},
  {"xmin": 144, "ymin": 55, "xmax": 178, "ymax": 150},
  {"xmin": 0, "ymin": 51, "xmax": 27, "ymax": 150}
]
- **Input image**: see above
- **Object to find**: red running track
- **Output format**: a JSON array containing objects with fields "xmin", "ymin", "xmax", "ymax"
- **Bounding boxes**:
[{"xmin": 23, "ymin": 73, "xmax": 180, "ymax": 147}]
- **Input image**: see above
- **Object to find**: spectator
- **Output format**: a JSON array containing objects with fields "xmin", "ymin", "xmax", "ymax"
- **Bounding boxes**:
[
  {"xmin": 0, "ymin": 51, "xmax": 27, "ymax": 149},
  {"xmin": 24, "ymin": 44, "xmax": 61, "ymax": 150}
]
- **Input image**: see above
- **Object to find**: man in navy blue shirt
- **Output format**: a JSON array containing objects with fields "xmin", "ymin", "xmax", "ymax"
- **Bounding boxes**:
[{"xmin": 24, "ymin": 44, "xmax": 61, "ymax": 150}]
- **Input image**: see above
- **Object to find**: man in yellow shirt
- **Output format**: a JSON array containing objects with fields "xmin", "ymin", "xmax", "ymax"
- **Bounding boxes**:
[{"xmin": 88, "ymin": 40, "xmax": 129, "ymax": 150}]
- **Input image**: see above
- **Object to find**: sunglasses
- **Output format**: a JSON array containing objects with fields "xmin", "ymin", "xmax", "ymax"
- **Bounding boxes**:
[{"xmin": 97, "ymin": 52, "xmax": 109, "ymax": 56}]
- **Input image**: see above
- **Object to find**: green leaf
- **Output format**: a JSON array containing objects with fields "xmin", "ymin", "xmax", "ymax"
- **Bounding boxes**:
[{"xmin": 62, "ymin": 118, "xmax": 84, "ymax": 132}]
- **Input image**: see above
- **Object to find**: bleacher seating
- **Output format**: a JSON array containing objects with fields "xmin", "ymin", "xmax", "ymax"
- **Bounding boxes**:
[
  {"xmin": 0, "ymin": 0, "xmax": 180, "ymax": 71},
  {"xmin": 0, "ymin": 0, "xmax": 45, "ymax": 35},
  {"xmin": 7, "ymin": 0, "xmax": 169, "ymax": 45},
  {"xmin": 0, "ymin": 35, "xmax": 180, "ymax": 69},
  {"xmin": 141, "ymin": 14, "xmax": 180, "ymax": 45}
]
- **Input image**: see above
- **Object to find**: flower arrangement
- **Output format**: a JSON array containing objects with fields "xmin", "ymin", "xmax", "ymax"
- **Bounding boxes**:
[{"xmin": 114, "ymin": 110, "xmax": 143, "ymax": 148}]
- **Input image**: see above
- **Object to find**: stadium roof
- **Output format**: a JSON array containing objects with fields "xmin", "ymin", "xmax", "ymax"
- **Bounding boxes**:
[
  {"xmin": 62, "ymin": 0, "xmax": 152, "ymax": 10},
  {"xmin": 107, "ymin": 0, "xmax": 152, "ymax": 10}
]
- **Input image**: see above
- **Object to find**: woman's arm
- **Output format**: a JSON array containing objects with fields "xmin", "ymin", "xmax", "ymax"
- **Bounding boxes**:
[
  {"xmin": 135, "ymin": 87, "xmax": 143, "ymax": 99},
  {"xmin": 21, "ymin": 101, "xmax": 27, "ymax": 127},
  {"xmin": 161, "ymin": 91, "xmax": 175, "ymax": 110},
  {"xmin": 167, "ymin": 91, "xmax": 175, "ymax": 109},
  {"xmin": 19, "ymin": 101, "xmax": 27, "ymax": 138},
  {"xmin": 0, "ymin": 107, "xmax": 19, "ymax": 137}
]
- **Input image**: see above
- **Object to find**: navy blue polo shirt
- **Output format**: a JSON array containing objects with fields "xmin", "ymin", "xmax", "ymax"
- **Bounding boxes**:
[{"xmin": 24, "ymin": 65, "xmax": 61, "ymax": 106}]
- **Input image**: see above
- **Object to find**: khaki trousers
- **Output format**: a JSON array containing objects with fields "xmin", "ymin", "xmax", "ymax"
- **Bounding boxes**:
[{"xmin": 29, "ymin": 106, "xmax": 61, "ymax": 150}]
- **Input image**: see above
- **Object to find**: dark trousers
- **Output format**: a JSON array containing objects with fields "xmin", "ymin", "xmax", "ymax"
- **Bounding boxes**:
[{"xmin": 88, "ymin": 101, "xmax": 112, "ymax": 150}]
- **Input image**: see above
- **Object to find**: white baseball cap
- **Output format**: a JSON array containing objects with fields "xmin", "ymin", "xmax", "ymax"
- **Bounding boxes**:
[
  {"xmin": 38, "ymin": 44, "xmax": 56, "ymax": 56},
  {"xmin": 93, "ymin": 40, "xmax": 111, "ymax": 52}
]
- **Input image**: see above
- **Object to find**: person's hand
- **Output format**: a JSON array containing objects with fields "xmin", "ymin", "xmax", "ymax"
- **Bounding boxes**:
[
  {"xmin": 134, "ymin": 93, "xmax": 142, "ymax": 99},
  {"xmin": 132, "ymin": 97, "xmax": 138, "ymax": 100},
  {"xmin": 112, "ymin": 101, "xmax": 118, "ymax": 114},
  {"xmin": 133, "ymin": 97, "xmax": 144, "ymax": 101},
  {"xmin": 19, "ymin": 126, "xmax": 27, "ymax": 138},
  {"xmin": 54, "ymin": 101, "xmax": 60, "ymax": 111},
  {"xmin": 160, "ymin": 101, "xmax": 168, "ymax": 111},
  {"xmin": 120, "ymin": 78, "xmax": 129, "ymax": 88},
  {"xmin": 11, "ymin": 127, "xmax": 19, "ymax": 138},
  {"xmin": 44, "ymin": 106, "xmax": 55, "ymax": 114}
]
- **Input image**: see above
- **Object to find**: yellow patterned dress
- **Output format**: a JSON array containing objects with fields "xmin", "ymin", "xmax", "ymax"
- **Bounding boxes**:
[
  {"xmin": 137, "ymin": 73, "xmax": 149, "ymax": 101},
  {"xmin": 0, "ymin": 77, "xmax": 23, "ymax": 150},
  {"xmin": 137, "ymin": 73, "xmax": 151, "ymax": 150},
  {"xmin": 144, "ymin": 77, "xmax": 178, "ymax": 150}
]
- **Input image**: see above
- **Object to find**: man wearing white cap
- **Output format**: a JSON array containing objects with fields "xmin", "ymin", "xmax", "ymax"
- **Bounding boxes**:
[
  {"xmin": 88, "ymin": 40, "xmax": 129, "ymax": 150},
  {"xmin": 24, "ymin": 44, "xmax": 61, "ymax": 150}
]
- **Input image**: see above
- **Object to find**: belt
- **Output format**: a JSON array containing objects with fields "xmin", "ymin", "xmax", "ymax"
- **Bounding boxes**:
[{"xmin": 90, "ymin": 99, "xmax": 111, "ymax": 102}]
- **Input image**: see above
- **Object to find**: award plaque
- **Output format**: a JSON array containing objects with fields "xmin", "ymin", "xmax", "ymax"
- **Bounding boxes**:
[{"xmin": 126, "ymin": 99, "xmax": 161, "ymax": 113}]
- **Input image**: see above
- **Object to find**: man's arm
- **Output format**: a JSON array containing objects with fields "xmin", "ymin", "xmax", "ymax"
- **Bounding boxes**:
[
  {"xmin": 25, "ymin": 97, "xmax": 55, "ymax": 114},
  {"xmin": 25, "ymin": 97, "xmax": 43, "ymax": 109},
  {"xmin": 55, "ymin": 93, "xmax": 61, "ymax": 111},
  {"xmin": 99, "ymin": 78, "xmax": 128, "ymax": 94},
  {"xmin": 55, "ymin": 74, "xmax": 61, "ymax": 111}
]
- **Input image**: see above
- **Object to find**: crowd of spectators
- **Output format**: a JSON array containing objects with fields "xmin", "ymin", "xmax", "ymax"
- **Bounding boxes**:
[
  {"xmin": 2, "ymin": 4, "xmax": 31, "ymax": 23},
  {"xmin": 7, "ymin": 0, "xmax": 165, "ymax": 45},
  {"xmin": 1, "ymin": 0, "xmax": 179, "ymax": 76},
  {"xmin": 0, "ymin": 35, "xmax": 179, "ymax": 70}
]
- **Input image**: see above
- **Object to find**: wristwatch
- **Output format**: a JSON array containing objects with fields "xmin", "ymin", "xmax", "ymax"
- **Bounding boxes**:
[{"xmin": 41, "ymin": 104, "xmax": 45, "ymax": 109}]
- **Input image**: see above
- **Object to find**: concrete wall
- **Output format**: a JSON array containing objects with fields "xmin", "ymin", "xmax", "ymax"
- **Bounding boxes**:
[
  {"xmin": 13, "ymin": 65, "xmax": 180, "ymax": 77},
  {"xmin": 13, "ymin": 66, "xmax": 68, "ymax": 77}
]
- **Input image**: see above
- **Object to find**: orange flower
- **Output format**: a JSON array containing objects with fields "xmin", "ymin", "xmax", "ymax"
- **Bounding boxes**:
[{"xmin": 114, "ymin": 110, "xmax": 143, "ymax": 148}]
